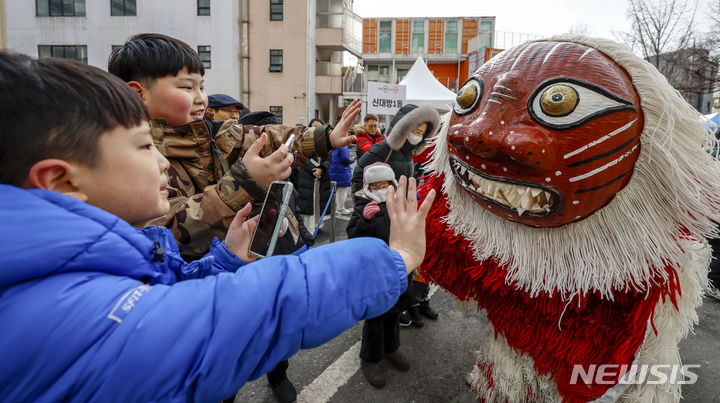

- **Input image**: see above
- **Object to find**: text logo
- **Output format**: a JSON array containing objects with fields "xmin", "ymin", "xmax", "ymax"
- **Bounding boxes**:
[{"xmin": 570, "ymin": 364, "xmax": 699, "ymax": 385}]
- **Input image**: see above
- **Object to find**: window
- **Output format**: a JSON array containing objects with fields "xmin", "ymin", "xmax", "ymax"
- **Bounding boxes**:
[
  {"xmin": 367, "ymin": 64, "xmax": 389, "ymax": 83},
  {"xmin": 197, "ymin": 0, "xmax": 210, "ymax": 16},
  {"xmin": 445, "ymin": 20, "xmax": 458, "ymax": 53},
  {"xmin": 378, "ymin": 65, "xmax": 390, "ymax": 83},
  {"xmin": 111, "ymin": 0, "xmax": 136, "ymax": 16},
  {"xmin": 411, "ymin": 21, "xmax": 424, "ymax": 54},
  {"xmin": 269, "ymin": 49, "xmax": 283, "ymax": 72},
  {"xmin": 269, "ymin": 106, "xmax": 283, "ymax": 123},
  {"xmin": 378, "ymin": 20, "xmax": 391, "ymax": 53},
  {"xmin": 38, "ymin": 45, "xmax": 88, "ymax": 64},
  {"xmin": 36, "ymin": 0, "xmax": 85, "ymax": 16},
  {"xmin": 396, "ymin": 68, "xmax": 409, "ymax": 83},
  {"xmin": 270, "ymin": 0, "xmax": 283, "ymax": 21},
  {"xmin": 197, "ymin": 46, "xmax": 211, "ymax": 69},
  {"xmin": 367, "ymin": 65, "xmax": 378, "ymax": 82},
  {"xmin": 480, "ymin": 20, "xmax": 493, "ymax": 32}
]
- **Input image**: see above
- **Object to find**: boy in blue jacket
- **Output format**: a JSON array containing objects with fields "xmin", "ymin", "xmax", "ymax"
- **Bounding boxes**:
[{"xmin": 0, "ymin": 53, "xmax": 435, "ymax": 402}]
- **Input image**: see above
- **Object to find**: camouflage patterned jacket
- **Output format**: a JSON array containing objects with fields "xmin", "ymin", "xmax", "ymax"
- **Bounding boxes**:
[{"xmin": 146, "ymin": 118, "xmax": 332, "ymax": 259}]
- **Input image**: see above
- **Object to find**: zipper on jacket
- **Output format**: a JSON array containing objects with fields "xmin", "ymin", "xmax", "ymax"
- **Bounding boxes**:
[
  {"xmin": 151, "ymin": 241, "xmax": 165, "ymax": 263},
  {"xmin": 205, "ymin": 119, "xmax": 229, "ymax": 175}
]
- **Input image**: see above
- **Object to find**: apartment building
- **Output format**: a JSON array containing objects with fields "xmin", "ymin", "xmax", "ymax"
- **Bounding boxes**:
[
  {"xmin": 0, "ymin": 0, "xmax": 362, "ymax": 125},
  {"xmin": 249, "ymin": 0, "xmax": 362, "ymax": 125},
  {"xmin": 360, "ymin": 16, "xmax": 495, "ymax": 92}
]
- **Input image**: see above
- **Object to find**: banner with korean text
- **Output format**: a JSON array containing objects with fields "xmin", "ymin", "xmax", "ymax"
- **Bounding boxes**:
[{"xmin": 367, "ymin": 81, "xmax": 406, "ymax": 115}]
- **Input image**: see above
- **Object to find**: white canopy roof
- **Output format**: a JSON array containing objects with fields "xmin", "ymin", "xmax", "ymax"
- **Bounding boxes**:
[{"xmin": 399, "ymin": 57, "xmax": 457, "ymax": 110}]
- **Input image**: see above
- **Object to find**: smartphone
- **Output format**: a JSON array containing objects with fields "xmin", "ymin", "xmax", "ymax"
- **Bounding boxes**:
[
  {"xmin": 249, "ymin": 181, "xmax": 295, "ymax": 258},
  {"xmin": 284, "ymin": 133, "xmax": 296, "ymax": 153}
]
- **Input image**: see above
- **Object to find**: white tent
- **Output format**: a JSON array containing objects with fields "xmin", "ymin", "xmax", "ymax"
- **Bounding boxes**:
[{"xmin": 398, "ymin": 57, "xmax": 457, "ymax": 110}]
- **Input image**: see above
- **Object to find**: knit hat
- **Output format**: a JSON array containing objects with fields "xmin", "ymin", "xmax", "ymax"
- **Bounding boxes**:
[{"xmin": 363, "ymin": 162, "xmax": 397, "ymax": 200}]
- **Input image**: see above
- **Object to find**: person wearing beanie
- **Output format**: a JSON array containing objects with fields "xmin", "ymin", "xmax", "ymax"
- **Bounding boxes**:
[
  {"xmin": 205, "ymin": 93, "xmax": 250, "ymax": 124},
  {"xmin": 346, "ymin": 162, "xmax": 412, "ymax": 389},
  {"xmin": 351, "ymin": 104, "xmax": 441, "ymax": 327}
]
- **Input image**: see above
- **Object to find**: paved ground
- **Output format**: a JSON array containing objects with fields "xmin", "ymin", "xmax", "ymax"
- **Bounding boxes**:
[{"xmin": 229, "ymin": 206, "xmax": 720, "ymax": 403}]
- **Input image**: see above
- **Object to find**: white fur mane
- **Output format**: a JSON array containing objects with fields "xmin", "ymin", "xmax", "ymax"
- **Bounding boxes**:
[{"xmin": 425, "ymin": 34, "xmax": 720, "ymax": 298}]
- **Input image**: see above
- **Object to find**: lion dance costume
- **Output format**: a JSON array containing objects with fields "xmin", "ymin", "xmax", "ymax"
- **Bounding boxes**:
[{"xmin": 419, "ymin": 35, "xmax": 720, "ymax": 402}]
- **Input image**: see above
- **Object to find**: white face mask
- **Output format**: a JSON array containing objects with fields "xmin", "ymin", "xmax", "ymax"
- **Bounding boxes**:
[
  {"xmin": 407, "ymin": 134, "xmax": 423, "ymax": 145},
  {"xmin": 366, "ymin": 187, "xmax": 388, "ymax": 203}
]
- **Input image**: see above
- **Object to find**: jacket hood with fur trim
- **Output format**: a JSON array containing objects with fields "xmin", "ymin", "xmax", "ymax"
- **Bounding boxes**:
[{"xmin": 385, "ymin": 104, "xmax": 440, "ymax": 151}]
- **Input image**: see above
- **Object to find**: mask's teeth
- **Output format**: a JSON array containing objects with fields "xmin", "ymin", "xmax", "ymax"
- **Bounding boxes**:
[
  {"xmin": 454, "ymin": 158, "xmax": 554, "ymax": 216},
  {"xmin": 520, "ymin": 189, "xmax": 533, "ymax": 209},
  {"xmin": 487, "ymin": 181, "xmax": 497, "ymax": 197},
  {"xmin": 505, "ymin": 186, "xmax": 521, "ymax": 206},
  {"xmin": 470, "ymin": 172, "xmax": 482, "ymax": 189}
]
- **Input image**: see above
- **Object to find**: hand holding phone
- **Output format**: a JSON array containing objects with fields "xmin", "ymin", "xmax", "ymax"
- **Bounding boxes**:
[
  {"xmin": 224, "ymin": 203, "xmax": 260, "ymax": 262},
  {"xmin": 248, "ymin": 181, "xmax": 297, "ymax": 258}
]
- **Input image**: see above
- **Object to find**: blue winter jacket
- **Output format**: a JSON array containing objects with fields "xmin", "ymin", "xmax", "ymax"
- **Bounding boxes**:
[
  {"xmin": 328, "ymin": 146, "xmax": 353, "ymax": 187},
  {"xmin": 0, "ymin": 185, "xmax": 408, "ymax": 402}
]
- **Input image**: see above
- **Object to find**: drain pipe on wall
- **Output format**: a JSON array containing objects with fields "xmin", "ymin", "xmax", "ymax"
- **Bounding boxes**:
[{"xmin": 241, "ymin": 0, "xmax": 249, "ymax": 106}]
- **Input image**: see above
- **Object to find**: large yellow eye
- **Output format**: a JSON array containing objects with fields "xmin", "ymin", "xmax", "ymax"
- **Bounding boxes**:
[
  {"xmin": 540, "ymin": 84, "xmax": 578, "ymax": 116},
  {"xmin": 454, "ymin": 78, "xmax": 483, "ymax": 115},
  {"xmin": 456, "ymin": 85, "xmax": 476, "ymax": 108},
  {"xmin": 529, "ymin": 79, "xmax": 634, "ymax": 130}
]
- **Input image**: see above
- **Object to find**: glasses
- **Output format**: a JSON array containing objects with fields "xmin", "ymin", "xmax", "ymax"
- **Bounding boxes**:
[{"xmin": 368, "ymin": 182, "xmax": 390, "ymax": 191}]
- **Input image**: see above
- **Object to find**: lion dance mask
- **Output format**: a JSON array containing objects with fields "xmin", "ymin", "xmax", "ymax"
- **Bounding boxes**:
[{"xmin": 420, "ymin": 35, "xmax": 720, "ymax": 402}]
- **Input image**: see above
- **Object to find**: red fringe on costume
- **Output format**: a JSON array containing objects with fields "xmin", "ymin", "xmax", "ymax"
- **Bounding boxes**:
[{"xmin": 418, "ymin": 174, "xmax": 682, "ymax": 403}]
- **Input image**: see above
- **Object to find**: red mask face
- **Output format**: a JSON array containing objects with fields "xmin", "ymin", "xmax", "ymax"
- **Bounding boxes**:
[{"xmin": 447, "ymin": 41, "xmax": 644, "ymax": 227}]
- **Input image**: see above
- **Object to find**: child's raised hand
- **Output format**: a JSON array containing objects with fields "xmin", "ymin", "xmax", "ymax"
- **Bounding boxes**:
[
  {"xmin": 242, "ymin": 133, "xmax": 294, "ymax": 189},
  {"xmin": 386, "ymin": 176, "xmax": 436, "ymax": 274},
  {"xmin": 224, "ymin": 203, "xmax": 259, "ymax": 262},
  {"xmin": 328, "ymin": 99, "xmax": 361, "ymax": 148}
]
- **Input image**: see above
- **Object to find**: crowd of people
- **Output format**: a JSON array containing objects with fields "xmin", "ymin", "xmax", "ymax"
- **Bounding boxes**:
[{"xmin": 0, "ymin": 32, "xmax": 442, "ymax": 403}]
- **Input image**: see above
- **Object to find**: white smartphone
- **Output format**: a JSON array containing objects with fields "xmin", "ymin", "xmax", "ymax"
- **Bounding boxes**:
[
  {"xmin": 284, "ymin": 134, "xmax": 296, "ymax": 153},
  {"xmin": 248, "ymin": 181, "xmax": 295, "ymax": 258}
]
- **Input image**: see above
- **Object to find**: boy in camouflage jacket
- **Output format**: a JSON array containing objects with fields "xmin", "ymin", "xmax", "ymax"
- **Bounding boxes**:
[{"xmin": 109, "ymin": 33, "xmax": 360, "ymax": 259}]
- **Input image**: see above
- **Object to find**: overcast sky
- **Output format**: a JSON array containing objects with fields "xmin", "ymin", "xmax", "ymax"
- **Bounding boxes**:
[{"xmin": 352, "ymin": 0, "xmax": 660, "ymax": 41}]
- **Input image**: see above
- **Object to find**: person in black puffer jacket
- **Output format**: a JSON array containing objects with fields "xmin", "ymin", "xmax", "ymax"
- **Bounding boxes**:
[{"xmin": 350, "ymin": 104, "xmax": 441, "ymax": 327}]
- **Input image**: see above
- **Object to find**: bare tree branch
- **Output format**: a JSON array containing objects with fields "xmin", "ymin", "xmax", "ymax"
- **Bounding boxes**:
[{"xmin": 619, "ymin": 0, "xmax": 717, "ymax": 112}]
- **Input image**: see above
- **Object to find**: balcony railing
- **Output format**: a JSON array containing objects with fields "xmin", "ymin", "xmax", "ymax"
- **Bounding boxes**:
[
  {"xmin": 316, "ymin": 6, "xmax": 362, "ymax": 57},
  {"xmin": 316, "ymin": 61, "xmax": 342, "ymax": 76}
]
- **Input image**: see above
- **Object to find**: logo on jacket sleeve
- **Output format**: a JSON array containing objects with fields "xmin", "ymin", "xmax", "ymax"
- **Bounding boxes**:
[{"xmin": 107, "ymin": 284, "xmax": 152, "ymax": 323}]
